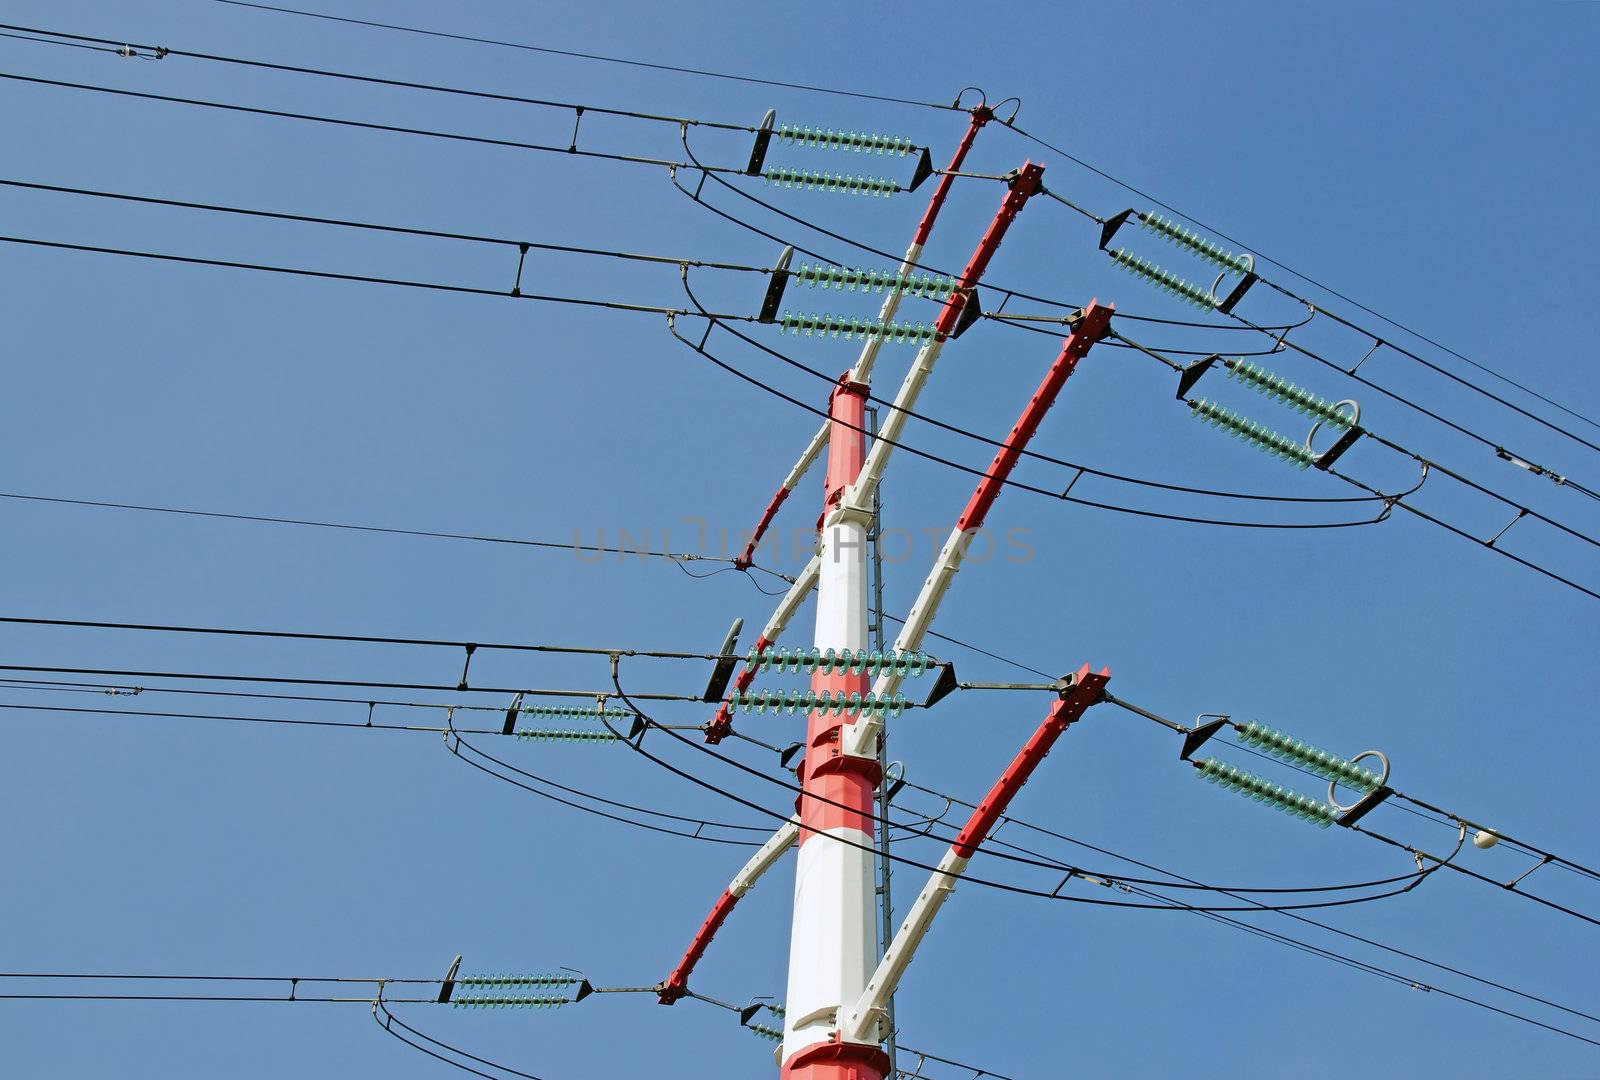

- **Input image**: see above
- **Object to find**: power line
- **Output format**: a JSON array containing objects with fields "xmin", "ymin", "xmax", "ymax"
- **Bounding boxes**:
[
  {"xmin": 186, "ymin": 0, "xmax": 1599, "ymax": 440},
  {"xmin": 670, "ymin": 317, "xmax": 1387, "ymax": 530},
  {"xmin": 605, "ymin": 687, "xmax": 1600, "ymax": 1048},
  {"xmin": 1110, "ymin": 331, "xmax": 1600, "ymax": 603},
  {"xmin": 0, "ymin": 232, "xmax": 743, "ymax": 320},
  {"xmin": 676, "ymin": 133, "xmax": 1600, "ymax": 497},
  {"xmin": 0, "ymin": 488, "xmax": 778, "ymax": 577},
  {"xmin": 201, "ymin": 0, "xmax": 963, "ymax": 113},
  {"xmin": 1, "ymin": 174, "xmax": 1378, "ymax": 512},
  {"xmin": 1007, "ymin": 128, "xmax": 1600, "ymax": 437}
]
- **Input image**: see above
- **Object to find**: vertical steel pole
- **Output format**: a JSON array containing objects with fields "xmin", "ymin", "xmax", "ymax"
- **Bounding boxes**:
[
  {"xmin": 780, "ymin": 374, "xmax": 887, "ymax": 1080},
  {"xmin": 865, "ymin": 404, "xmax": 898, "ymax": 1077}
]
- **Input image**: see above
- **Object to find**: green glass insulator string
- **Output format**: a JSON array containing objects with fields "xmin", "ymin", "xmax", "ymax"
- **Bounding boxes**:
[
  {"xmin": 514, "ymin": 729, "xmax": 622, "ymax": 743},
  {"xmin": 1107, "ymin": 248, "xmax": 1216, "ymax": 310},
  {"xmin": 730, "ymin": 688, "xmax": 908, "ymax": 719},
  {"xmin": 1137, "ymin": 212, "xmax": 1253, "ymax": 275},
  {"xmin": 776, "ymin": 124, "xmax": 917, "ymax": 157},
  {"xmin": 1225, "ymin": 362, "xmax": 1352, "ymax": 427},
  {"xmin": 762, "ymin": 166, "xmax": 900, "ymax": 197},
  {"xmin": 1188, "ymin": 399, "xmax": 1318, "ymax": 469},
  {"xmin": 777, "ymin": 311, "xmax": 939, "ymax": 344},
  {"xmin": 745, "ymin": 646, "xmax": 937, "ymax": 677},
  {"xmin": 747, "ymin": 1021, "xmax": 784, "ymax": 1042},
  {"xmin": 1193, "ymin": 758, "xmax": 1336, "ymax": 827},
  {"xmin": 1234, "ymin": 720, "xmax": 1381, "ymax": 791},
  {"xmin": 792, "ymin": 262, "xmax": 958, "ymax": 299},
  {"xmin": 456, "ymin": 974, "xmax": 579, "ymax": 989},
  {"xmin": 450, "ymin": 995, "xmax": 569, "ymax": 1009},
  {"xmin": 518, "ymin": 704, "xmax": 634, "ymax": 721}
]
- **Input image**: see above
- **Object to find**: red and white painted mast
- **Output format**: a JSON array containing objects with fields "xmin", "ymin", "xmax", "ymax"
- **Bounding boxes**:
[
  {"xmin": 781, "ymin": 371, "xmax": 883, "ymax": 1079},
  {"xmin": 781, "ymin": 162, "xmax": 1051, "ymax": 1080}
]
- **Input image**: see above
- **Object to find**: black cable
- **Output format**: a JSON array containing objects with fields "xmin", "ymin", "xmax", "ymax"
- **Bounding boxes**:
[
  {"xmin": 1103, "ymin": 697, "xmax": 1600, "ymax": 926},
  {"xmin": 1008, "ymin": 125, "xmax": 1600, "ymax": 437},
  {"xmin": 670, "ymin": 317, "xmax": 1387, "ymax": 530},
  {"xmin": 0, "ymin": 232, "xmax": 748, "ymax": 321},
  {"xmin": 604, "ymin": 697, "xmax": 1600, "ymax": 1047},
  {"xmin": 375, "ymin": 1001, "xmax": 549, "ymax": 1080},
  {"xmin": 205, "ymin": 1, "xmax": 960, "ymax": 113},
  {"xmin": 0, "ymin": 71, "xmax": 749, "ymax": 178},
  {"xmin": 192, "ymin": 0, "xmax": 1600, "ymax": 437},
  {"xmin": 698, "ymin": 292, "xmax": 1380, "ymax": 507},
  {"xmin": 1114, "ymin": 331, "xmax": 1600, "ymax": 601},
  {"xmin": 603, "ymin": 671, "xmax": 1437, "ymax": 913},
  {"xmin": 896, "ymin": 780, "xmax": 1600, "ymax": 1029},
  {"xmin": 0, "ymin": 21, "xmax": 756, "ymax": 134},
  {"xmin": 0, "ymin": 613, "xmax": 736, "ymax": 662},
  {"xmin": 0, "ymin": 176, "xmax": 769, "ymax": 275},
  {"xmin": 620, "ymin": 687, "xmax": 1434, "ymax": 905},
  {"xmin": 0, "ymin": 172, "xmax": 1371, "ymax": 512},
  {"xmin": 0, "ymin": 490, "xmax": 792, "ymax": 588},
  {"xmin": 0, "ymin": 661, "xmax": 701, "ymax": 701}
]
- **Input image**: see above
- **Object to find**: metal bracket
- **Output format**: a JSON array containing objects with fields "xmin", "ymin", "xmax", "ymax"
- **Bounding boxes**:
[
  {"xmin": 1216, "ymin": 271, "xmax": 1258, "ymax": 314},
  {"xmin": 758, "ymin": 245, "xmax": 794, "ymax": 323},
  {"xmin": 702, "ymin": 618, "xmax": 744, "ymax": 702},
  {"xmin": 437, "ymin": 955, "xmax": 462, "ymax": 1003},
  {"xmin": 906, "ymin": 147, "xmax": 935, "ymax": 193},
  {"xmin": 1179, "ymin": 717, "xmax": 1228, "ymax": 760},
  {"xmin": 1335, "ymin": 785, "xmax": 1394, "ymax": 827},
  {"xmin": 1314, "ymin": 425, "xmax": 1365, "ymax": 470},
  {"xmin": 502, "ymin": 691, "xmax": 523, "ymax": 736},
  {"xmin": 1176, "ymin": 354, "xmax": 1219, "ymax": 399},
  {"xmin": 922, "ymin": 662, "xmax": 959, "ymax": 708},
  {"xmin": 950, "ymin": 289, "xmax": 983, "ymax": 339},
  {"xmin": 746, "ymin": 109, "xmax": 776, "ymax": 175},
  {"xmin": 1098, "ymin": 208, "xmax": 1134, "ymax": 251}
]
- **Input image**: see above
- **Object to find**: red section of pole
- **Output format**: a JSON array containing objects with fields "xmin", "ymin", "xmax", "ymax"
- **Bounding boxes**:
[
  {"xmin": 798, "ymin": 375, "xmax": 879, "ymax": 844},
  {"xmin": 950, "ymin": 666, "xmax": 1110, "ymax": 859},
  {"xmin": 956, "ymin": 301, "xmax": 1114, "ymax": 533}
]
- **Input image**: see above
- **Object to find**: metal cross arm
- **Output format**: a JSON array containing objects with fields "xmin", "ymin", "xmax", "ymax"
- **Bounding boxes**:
[
  {"xmin": 840, "ymin": 305, "xmax": 1113, "ymax": 761},
  {"xmin": 734, "ymin": 108, "xmax": 995, "ymax": 571},
  {"xmin": 705, "ymin": 555, "xmax": 821, "ymax": 743},
  {"xmin": 839, "ymin": 665, "xmax": 1110, "ymax": 1042},
  {"xmin": 657, "ymin": 817, "xmax": 800, "ymax": 1005}
]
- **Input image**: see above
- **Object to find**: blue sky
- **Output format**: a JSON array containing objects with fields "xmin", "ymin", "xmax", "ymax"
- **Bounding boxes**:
[{"xmin": 2, "ymin": 2, "xmax": 1598, "ymax": 1077}]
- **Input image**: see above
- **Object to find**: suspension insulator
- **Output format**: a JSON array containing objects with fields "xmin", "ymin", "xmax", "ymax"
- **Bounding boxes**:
[
  {"xmin": 1225, "ymin": 361, "xmax": 1352, "ymax": 427},
  {"xmin": 730, "ymin": 688, "xmax": 908, "ymax": 719},
  {"xmin": 1188, "ymin": 399, "xmax": 1318, "ymax": 469},
  {"xmin": 1137, "ymin": 212, "xmax": 1253, "ymax": 275},
  {"xmin": 762, "ymin": 166, "xmax": 900, "ymax": 197},
  {"xmin": 513, "ymin": 729, "xmax": 622, "ymax": 743},
  {"xmin": 1108, "ymin": 248, "xmax": 1216, "ymax": 310},
  {"xmin": 775, "ymin": 124, "xmax": 917, "ymax": 157},
  {"xmin": 792, "ymin": 262, "xmax": 958, "ymax": 299},
  {"xmin": 456, "ymin": 974, "xmax": 579, "ymax": 990},
  {"xmin": 1234, "ymin": 720, "xmax": 1381, "ymax": 791},
  {"xmin": 777, "ymin": 311, "xmax": 938, "ymax": 344},
  {"xmin": 450, "ymin": 995, "xmax": 569, "ymax": 1009},
  {"xmin": 743, "ymin": 646, "xmax": 937, "ymax": 677},
  {"xmin": 518, "ymin": 704, "xmax": 634, "ymax": 721},
  {"xmin": 1194, "ymin": 757, "xmax": 1335, "ymax": 827}
]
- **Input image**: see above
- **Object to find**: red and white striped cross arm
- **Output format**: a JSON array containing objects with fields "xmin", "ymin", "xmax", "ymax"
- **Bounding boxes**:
[
  {"xmin": 657, "ymin": 816, "xmax": 801, "ymax": 1005},
  {"xmin": 839, "ymin": 665, "xmax": 1110, "ymax": 1042},
  {"xmin": 704, "ymin": 554, "xmax": 822, "ymax": 744},
  {"xmin": 841, "ymin": 302, "xmax": 1114, "ymax": 760},
  {"xmin": 840, "ymin": 161, "xmax": 1049, "ymax": 522},
  {"xmin": 731, "ymin": 107, "xmax": 994, "ymax": 571}
]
